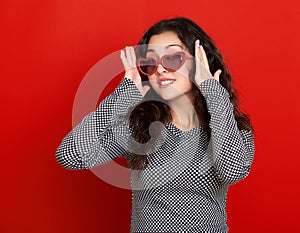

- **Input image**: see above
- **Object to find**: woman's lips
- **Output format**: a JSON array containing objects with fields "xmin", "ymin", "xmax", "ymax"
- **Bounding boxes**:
[{"xmin": 157, "ymin": 78, "xmax": 175, "ymax": 87}]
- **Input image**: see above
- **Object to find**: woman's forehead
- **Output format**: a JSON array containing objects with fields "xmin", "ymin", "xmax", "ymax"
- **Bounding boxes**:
[{"xmin": 148, "ymin": 32, "xmax": 185, "ymax": 49}]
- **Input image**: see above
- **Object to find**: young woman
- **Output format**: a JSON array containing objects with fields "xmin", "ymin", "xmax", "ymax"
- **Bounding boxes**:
[{"xmin": 56, "ymin": 17, "xmax": 254, "ymax": 232}]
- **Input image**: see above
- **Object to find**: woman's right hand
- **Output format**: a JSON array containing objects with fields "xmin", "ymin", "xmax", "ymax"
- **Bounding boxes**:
[{"xmin": 120, "ymin": 46, "xmax": 150, "ymax": 97}]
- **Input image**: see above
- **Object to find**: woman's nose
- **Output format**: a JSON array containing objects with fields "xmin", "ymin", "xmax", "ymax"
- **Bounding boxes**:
[{"xmin": 156, "ymin": 64, "xmax": 168, "ymax": 74}]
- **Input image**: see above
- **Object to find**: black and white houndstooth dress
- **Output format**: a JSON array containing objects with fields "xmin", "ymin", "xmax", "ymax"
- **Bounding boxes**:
[{"xmin": 56, "ymin": 77, "xmax": 254, "ymax": 233}]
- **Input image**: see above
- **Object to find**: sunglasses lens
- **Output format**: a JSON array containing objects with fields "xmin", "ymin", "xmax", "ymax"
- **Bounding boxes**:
[
  {"xmin": 137, "ymin": 52, "xmax": 187, "ymax": 75},
  {"xmin": 163, "ymin": 53, "xmax": 184, "ymax": 71},
  {"xmin": 138, "ymin": 58, "xmax": 157, "ymax": 75}
]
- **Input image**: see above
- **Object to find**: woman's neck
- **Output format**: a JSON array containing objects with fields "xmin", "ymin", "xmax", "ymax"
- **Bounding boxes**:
[{"xmin": 169, "ymin": 93, "xmax": 199, "ymax": 131}]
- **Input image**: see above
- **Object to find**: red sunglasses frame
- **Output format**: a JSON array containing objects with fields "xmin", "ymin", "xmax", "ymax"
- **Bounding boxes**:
[{"xmin": 136, "ymin": 51, "xmax": 193, "ymax": 76}]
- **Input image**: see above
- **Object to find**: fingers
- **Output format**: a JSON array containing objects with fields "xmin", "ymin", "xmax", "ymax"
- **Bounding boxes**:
[
  {"xmin": 194, "ymin": 40, "xmax": 212, "ymax": 84},
  {"xmin": 120, "ymin": 46, "xmax": 150, "ymax": 96},
  {"xmin": 125, "ymin": 46, "xmax": 135, "ymax": 65},
  {"xmin": 195, "ymin": 39, "xmax": 201, "ymax": 63},
  {"xmin": 200, "ymin": 46, "xmax": 210, "ymax": 72},
  {"xmin": 195, "ymin": 40, "xmax": 210, "ymax": 72},
  {"xmin": 120, "ymin": 46, "xmax": 136, "ymax": 71},
  {"xmin": 120, "ymin": 50, "xmax": 129, "ymax": 70},
  {"xmin": 194, "ymin": 40, "xmax": 202, "ymax": 85},
  {"xmin": 194, "ymin": 40, "xmax": 222, "ymax": 84}
]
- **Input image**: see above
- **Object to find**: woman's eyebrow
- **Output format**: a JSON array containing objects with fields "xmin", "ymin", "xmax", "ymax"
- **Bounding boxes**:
[
  {"xmin": 166, "ymin": 44, "xmax": 184, "ymax": 49},
  {"xmin": 146, "ymin": 44, "xmax": 184, "ymax": 53},
  {"xmin": 146, "ymin": 49, "xmax": 155, "ymax": 53}
]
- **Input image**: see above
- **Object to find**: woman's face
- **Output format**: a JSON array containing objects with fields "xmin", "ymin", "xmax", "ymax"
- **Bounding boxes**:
[{"xmin": 146, "ymin": 31, "xmax": 193, "ymax": 101}]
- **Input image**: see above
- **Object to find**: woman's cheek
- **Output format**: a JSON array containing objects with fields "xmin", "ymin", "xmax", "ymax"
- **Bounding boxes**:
[
  {"xmin": 176, "ymin": 63, "xmax": 191, "ymax": 79},
  {"xmin": 148, "ymin": 75, "xmax": 156, "ymax": 81}
]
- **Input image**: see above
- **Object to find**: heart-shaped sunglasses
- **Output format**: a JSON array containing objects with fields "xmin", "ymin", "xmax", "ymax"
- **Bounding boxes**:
[{"xmin": 136, "ymin": 51, "xmax": 193, "ymax": 76}]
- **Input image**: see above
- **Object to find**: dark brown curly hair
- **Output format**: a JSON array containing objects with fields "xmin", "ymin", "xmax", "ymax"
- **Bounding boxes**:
[{"xmin": 127, "ymin": 17, "xmax": 253, "ymax": 170}]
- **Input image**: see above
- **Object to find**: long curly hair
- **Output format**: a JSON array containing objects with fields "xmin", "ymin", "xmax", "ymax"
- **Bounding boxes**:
[{"xmin": 127, "ymin": 17, "xmax": 253, "ymax": 170}]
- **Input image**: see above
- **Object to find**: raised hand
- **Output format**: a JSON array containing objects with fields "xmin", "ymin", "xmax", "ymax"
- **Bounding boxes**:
[
  {"xmin": 194, "ymin": 40, "xmax": 222, "ymax": 85},
  {"xmin": 120, "ymin": 46, "xmax": 150, "ymax": 96}
]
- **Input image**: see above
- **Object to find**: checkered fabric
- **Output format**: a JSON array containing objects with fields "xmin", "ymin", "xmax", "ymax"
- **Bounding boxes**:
[{"xmin": 56, "ymin": 78, "xmax": 254, "ymax": 233}]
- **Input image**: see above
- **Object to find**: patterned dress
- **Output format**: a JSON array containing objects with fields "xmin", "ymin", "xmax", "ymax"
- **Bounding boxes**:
[{"xmin": 56, "ymin": 78, "xmax": 254, "ymax": 233}]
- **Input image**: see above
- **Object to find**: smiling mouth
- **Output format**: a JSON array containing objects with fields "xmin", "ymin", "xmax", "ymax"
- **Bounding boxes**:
[{"xmin": 158, "ymin": 80, "xmax": 175, "ymax": 86}]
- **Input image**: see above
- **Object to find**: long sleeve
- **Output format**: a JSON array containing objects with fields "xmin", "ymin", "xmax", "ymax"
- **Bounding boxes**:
[
  {"xmin": 199, "ymin": 79, "xmax": 254, "ymax": 185},
  {"xmin": 56, "ymin": 77, "xmax": 143, "ymax": 170}
]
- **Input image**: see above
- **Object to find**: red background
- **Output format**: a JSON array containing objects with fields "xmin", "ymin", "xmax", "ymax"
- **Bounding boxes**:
[{"xmin": 1, "ymin": 0, "xmax": 300, "ymax": 232}]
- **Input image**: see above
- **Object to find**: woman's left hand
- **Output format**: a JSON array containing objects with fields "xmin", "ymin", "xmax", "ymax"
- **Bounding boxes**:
[{"xmin": 194, "ymin": 39, "xmax": 222, "ymax": 85}]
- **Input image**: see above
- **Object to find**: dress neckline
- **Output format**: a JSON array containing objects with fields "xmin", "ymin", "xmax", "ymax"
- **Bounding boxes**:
[{"xmin": 165, "ymin": 122, "xmax": 203, "ymax": 138}]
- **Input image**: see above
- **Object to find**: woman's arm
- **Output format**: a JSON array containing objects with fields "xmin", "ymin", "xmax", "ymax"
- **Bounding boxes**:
[
  {"xmin": 199, "ymin": 79, "xmax": 254, "ymax": 185},
  {"xmin": 56, "ymin": 77, "xmax": 143, "ymax": 170}
]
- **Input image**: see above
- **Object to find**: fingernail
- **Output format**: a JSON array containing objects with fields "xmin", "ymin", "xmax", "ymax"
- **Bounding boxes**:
[{"xmin": 197, "ymin": 39, "xmax": 202, "ymax": 47}]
